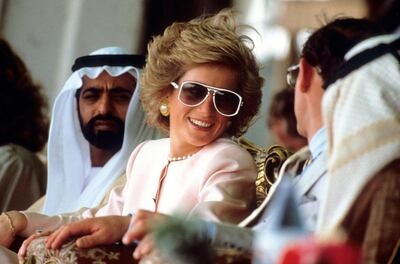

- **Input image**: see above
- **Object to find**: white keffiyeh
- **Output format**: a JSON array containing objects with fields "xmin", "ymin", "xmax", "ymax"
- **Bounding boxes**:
[
  {"xmin": 43, "ymin": 47, "xmax": 162, "ymax": 215},
  {"xmin": 317, "ymin": 34, "xmax": 400, "ymax": 234}
]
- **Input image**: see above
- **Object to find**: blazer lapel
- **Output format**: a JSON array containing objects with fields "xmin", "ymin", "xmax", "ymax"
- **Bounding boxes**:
[{"xmin": 294, "ymin": 151, "xmax": 327, "ymax": 197}]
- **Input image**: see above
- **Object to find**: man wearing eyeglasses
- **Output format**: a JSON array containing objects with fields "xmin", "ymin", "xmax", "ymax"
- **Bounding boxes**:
[
  {"xmin": 242, "ymin": 17, "xmax": 383, "ymax": 259},
  {"xmin": 264, "ymin": 18, "xmax": 381, "ymax": 231}
]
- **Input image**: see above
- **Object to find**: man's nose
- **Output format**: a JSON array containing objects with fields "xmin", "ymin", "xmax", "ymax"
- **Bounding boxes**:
[{"xmin": 97, "ymin": 94, "xmax": 112, "ymax": 114}]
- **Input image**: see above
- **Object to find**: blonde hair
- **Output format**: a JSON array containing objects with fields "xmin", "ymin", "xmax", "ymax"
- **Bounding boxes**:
[{"xmin": 141, "ymin": 9, "xmax": 263, "ymax": 137}]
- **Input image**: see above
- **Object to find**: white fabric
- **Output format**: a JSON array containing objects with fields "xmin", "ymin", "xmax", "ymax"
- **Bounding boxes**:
[
  {"xmin": 317, "ymin": 34, "xmax": 400, "ymax": 234},
  {"xmin": 43, "ymin": 47, "xmax": 162, "ymax": 215},
  {"xmin": 83, "ymin": 167, "xmax": 101, "ymax": 189}
]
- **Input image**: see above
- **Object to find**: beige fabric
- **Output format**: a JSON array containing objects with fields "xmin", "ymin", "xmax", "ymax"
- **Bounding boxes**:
[
  {"xmin": 98, "ymin": 173, "xmax": 127, "ymax": 206},
  {"xmin": 0, "ymin": 144, "xmax": 46, "ymax": 212},
  {"xmin": 318, "ymin": 34, "xmax": 400, "ymax": 234},
  {"xmin": 26, "ymin": 196, "xmax": 45, "ymax": 213}
]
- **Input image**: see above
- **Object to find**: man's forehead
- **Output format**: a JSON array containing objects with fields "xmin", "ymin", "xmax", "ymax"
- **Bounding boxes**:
[{"xmin": 81, "ymin": 71, "xmax": 136, "ymax": 90}]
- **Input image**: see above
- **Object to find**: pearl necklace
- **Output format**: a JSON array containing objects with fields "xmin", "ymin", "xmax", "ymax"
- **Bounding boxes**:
[
  {"xmin": 154, "ymin": 152, "xmax": 195, "ymax": 211},
  {"xmin": 168, "ymin": 153, "xmax": 195, "ymax": 162}
]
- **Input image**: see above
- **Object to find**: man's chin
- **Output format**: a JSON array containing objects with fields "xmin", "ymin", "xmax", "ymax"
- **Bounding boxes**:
[
  {"xmin": 92, "ymin": 143, "xmax": 122, "ymax": 150},
  {"xmin": 79, "ymin": 115, "xmax": 125, "ymax": 150},
  {"xmin": 90, "ymin": 138, "xmax": 123, "ymax": 150},
  {"xmin": 94, "ymin": 128, "xmax": 118, "ymax": 135}
]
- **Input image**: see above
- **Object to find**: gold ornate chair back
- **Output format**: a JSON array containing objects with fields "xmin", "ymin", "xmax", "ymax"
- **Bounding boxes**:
[{"xmin": 235, "ymin": 137, "xmax": 290, "ymax": 207}]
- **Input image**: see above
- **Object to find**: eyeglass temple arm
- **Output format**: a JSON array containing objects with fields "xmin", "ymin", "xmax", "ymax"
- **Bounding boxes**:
[{"xmin": 170, "ymin": 82, "xmax": 179, "ymax": 89}]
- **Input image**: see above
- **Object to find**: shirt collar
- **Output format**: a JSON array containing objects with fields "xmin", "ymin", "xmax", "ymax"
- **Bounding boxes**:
[{"xmin": 308, "ymin": 127, "xmax": 327, "ymax": 160}]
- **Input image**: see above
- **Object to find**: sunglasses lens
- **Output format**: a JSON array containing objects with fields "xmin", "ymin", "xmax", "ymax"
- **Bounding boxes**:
[
  {"xmin": 214, "ymin": 90, "xmax": 240, "ymax": 115},
  {"xmin": 180, "ymin": 82, "xmax": 208, "ymax": 105}
]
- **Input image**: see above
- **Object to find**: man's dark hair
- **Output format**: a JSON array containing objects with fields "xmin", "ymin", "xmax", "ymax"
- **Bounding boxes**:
[
  {"xmin": 302, "ymin": 18, "xmax": 385, "ymax": 89},
  {"xmin": 0, "ymin": 39, "xmax": 49, "ymax": 152},
  {"xmin": 267, "ymin": 87, "xmax": 302, "ymax": 139},
  {"xmin": 366, "ymin": 0, "xmax": 400, "ymax": 33}
]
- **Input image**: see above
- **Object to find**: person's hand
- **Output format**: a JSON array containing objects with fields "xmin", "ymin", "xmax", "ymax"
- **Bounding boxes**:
[
  {"xmin": 45, "ymin": 216, "xmax": 130, "ymax": 249},
  {"xmin": 0, "ymin": 211, "xmax": 27, "ymax": 247},
  {"xmin": 18, "ymin": 230, "xmax": 53, "ymax": 262},
  {"xmin": 121, "ymin": 210, "xmax": 168, "ymax": 260}
]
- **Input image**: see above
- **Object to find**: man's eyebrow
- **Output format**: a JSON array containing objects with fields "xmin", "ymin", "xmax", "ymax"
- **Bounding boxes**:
[
  {"xmin": 81, "ymin": 86, "xmax": 133, "ymax": 93},
  {"xmin": 81, "ymin": 87, "xmax": 102, "ymax": 93},
  {"xmin": 109, "ymin": 86, "xmax": 134, "ymax": 93}
]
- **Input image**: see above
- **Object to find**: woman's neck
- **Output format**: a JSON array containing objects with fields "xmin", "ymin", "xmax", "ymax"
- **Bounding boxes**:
[{"xmin": 169, "ymin": 139, "xmax": 202, "ymax": 158}]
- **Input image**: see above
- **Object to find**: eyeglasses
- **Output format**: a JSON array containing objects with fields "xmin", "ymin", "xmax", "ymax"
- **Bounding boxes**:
[
  {"xmin": 286, "ymin": 64, "xmax": 300, "ymax": 88},
  {"xmin": 171, "ymin": 81, "xmax": 243, "ymax": 117},
  {"xmin": 286, "ymin": 63, "xmax": 322, "ymax": 88}
]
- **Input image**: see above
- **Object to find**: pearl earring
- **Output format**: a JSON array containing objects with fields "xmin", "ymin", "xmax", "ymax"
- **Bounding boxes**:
[{"xmin": 159, "ymin": 99, "xmax": 170, "ymax": 117}]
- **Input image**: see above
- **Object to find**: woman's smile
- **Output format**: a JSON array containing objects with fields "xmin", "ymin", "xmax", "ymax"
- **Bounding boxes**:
[{"xmin": 188, "ymin": 117, "xmax": 213, "ymax": 128}]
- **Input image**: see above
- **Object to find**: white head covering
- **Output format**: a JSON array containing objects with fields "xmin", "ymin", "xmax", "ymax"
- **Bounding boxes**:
[
  {"xmin": 43, "ymin": 47, "xmax": 162, "ymax": 215},
  {"xmin": 317, "ymin": 34, "xmax": 400, "ymax": 234}
]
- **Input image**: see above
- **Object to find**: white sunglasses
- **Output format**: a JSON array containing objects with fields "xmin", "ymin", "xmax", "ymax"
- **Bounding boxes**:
[{"xmin": 171, "ymin": 81, "xmax": 243, "ymax": 117}]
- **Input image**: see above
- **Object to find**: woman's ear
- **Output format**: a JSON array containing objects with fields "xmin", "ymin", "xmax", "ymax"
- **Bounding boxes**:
[{"xmin": 298, "ymin": 58, "xmax": 313, "ymax": 92}]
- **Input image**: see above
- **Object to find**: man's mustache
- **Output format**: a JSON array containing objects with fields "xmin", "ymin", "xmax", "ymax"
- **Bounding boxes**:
[
  {"xmin": 88, "ymin": 114, "xmax": 124, "ymax": 126},
  {"xmin": 80, "ymin": 114, "xmax": 125, "ymax": 150}
]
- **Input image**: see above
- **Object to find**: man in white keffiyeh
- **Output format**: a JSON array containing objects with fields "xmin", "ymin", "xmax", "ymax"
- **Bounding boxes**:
[
  {"xmin": 318, "ymin": 26, "xmax": 400, "ymax": 264},
  {"xmin": 40, "ymin": 47, "xmax": 161, "ymax": 215},
  {"xmin": 317, "ymin": 1, "xmax": 400, "ymax": 262}
]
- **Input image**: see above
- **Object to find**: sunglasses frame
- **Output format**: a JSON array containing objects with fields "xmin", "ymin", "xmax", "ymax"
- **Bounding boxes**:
[{"xmin": 171, "ymin": 81, "xmax": 243, "ymax": 117}]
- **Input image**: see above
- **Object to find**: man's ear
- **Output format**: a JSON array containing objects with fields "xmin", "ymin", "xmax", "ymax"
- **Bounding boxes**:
[{"xmin": 298, "ymin": 58, "xmax": 313, "ymax": 92}]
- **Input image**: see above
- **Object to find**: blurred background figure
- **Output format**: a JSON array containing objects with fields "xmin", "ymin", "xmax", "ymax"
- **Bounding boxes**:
[
  {"xmin": 267, "ymin": 87, "xmax": 307, "ymax": 152},
  {"xmin": 0, "ymin": 38, "xmax": 48, "ymax": 212}
]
